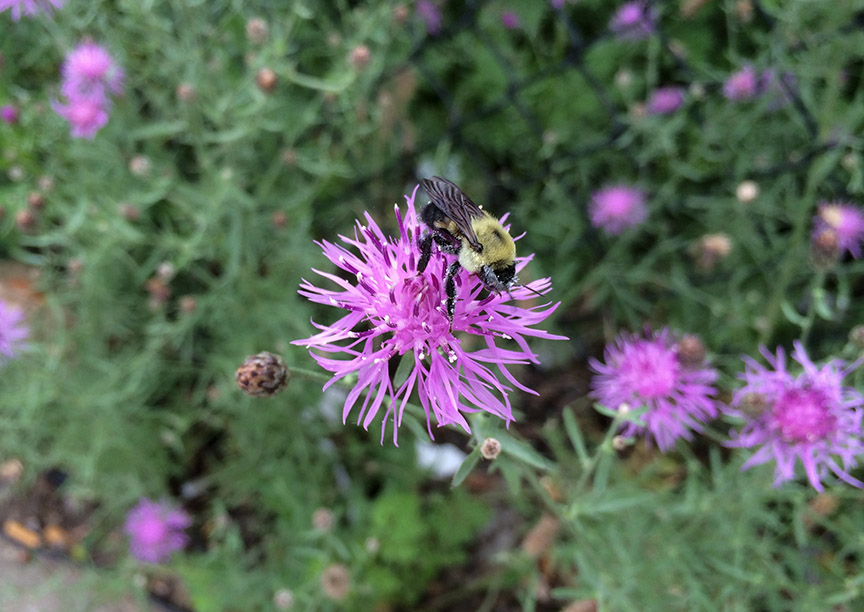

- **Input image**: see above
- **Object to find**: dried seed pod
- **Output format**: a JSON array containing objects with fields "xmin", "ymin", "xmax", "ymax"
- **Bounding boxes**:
[{"xmin": 236, "ymin": 352, "xmax": 290, "ymax": 397}]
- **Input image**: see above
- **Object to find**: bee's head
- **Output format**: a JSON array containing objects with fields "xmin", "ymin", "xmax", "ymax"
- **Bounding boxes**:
[{"xmin": 479, "ymin": 262, "xmax": 517, "ymax": 293}]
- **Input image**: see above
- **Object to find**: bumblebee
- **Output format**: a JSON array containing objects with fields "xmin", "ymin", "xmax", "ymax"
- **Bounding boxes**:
[{"xmin": 417, "ymin": 176, "xmax": 518, "ymax": 324}]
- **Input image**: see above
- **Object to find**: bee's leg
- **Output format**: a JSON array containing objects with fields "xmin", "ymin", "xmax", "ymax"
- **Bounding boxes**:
[
  {"xmin": 417, "ymin": 232, "xmax": 434, "ymax": 274},
  {"xmin": 444, "ymin": 260, "xmax": 461, "ymax": 328},
  {"xmin": 433, "ymin": 233, "xmax": 459, "ymax": 255}
]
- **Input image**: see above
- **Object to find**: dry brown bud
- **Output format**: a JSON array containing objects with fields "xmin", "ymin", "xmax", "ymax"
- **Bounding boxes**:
[
  {"xmin": 26, "ymin": 192, "xmax": 45, "ymax": 211},
  {"xmin": 145, "ymin": 277, "xmax": 171, "ymax": 303},
  {"xmin": 349, "ymin": 45, "xmax": 371, "ymax": 70},
  {"xmin": 119, "ymin": 202, "xmax": 140, "ymax": 221},
  {"xmin": 677, "ymin": 334, "xmax": 706, "ymax": 367},
  {"xmin": 313, "ymin": 508, "xmax": 334, "ymax": 531},
  {"xmin": 176, "ymin": 82, "xmax": 197, "ymax": 103},
  {"xmin": 257, "ymin": 67, "xmax": 277, "ymax": 93},
  {"xmin": 392, "ymin": 4, "xmax": 409, "ymax": 24},
  {"xmin": 480, "ymin": 437, "xmax": 501, "ymax": 460},
  {"xmin": 810, "ymin": 228, "xmax": 840, "ymax": 269},
  {"xmin": 738, "ymin": 392, "xmax": 769, "ymax": 419},
  {"xmin": 273, "ymin": 588, "xmax": 294, "ymax": 610},
  {"xmin": 179, "ymin": 295, "xmax": 197, "ymax": 313},
  {"xmin": 320, "ymin": 564, "xmax": 350, "ymax": 601},
  {"xmin": 129, "ymin": 155, "xmax": 152, "ymax": 177},
  {"xmin": 736, "ymin": 180, "xmax": 759, "ymax": 203},
  {"xmin": 521, "ymin": 513, "xmax": 560, "ymax": 559},
  {"xmin": 246, "ymin": 18, "xmax": 269, "ymax": 45},
  {"xmin": 272, "ymin": 211, "xmax": 288, "ymax": 228},
  {"xmin": 236, "ymin": 351, "xmax": 291, "ymax": 397},
  {"xmin": 15, "ymin": 209, "xmax": 36, "ymax": 232}
]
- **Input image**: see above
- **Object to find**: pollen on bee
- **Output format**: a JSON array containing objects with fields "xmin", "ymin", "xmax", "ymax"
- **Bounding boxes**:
[
  {"xmin": 500, "ymin": 333, "xmax": 512, "ymax": 340},
  {"xmin": 329, "ymin": 297, "xmax": 338, "ymax": 306},
  {"xmin": 448, "ymin": 350, "xmax": 457, "ymax": 363}
]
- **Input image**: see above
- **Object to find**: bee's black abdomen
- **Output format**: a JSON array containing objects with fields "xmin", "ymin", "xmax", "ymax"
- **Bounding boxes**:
[{"xmin": 420, "ymin": 202, "xmax": 448, "ymax": 227}]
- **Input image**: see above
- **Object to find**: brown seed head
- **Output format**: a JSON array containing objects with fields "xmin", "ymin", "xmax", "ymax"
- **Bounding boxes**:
[
  {"xmin": 26, "ymin": 192, "xmax": 45, "ymax": 211},
  {"xmin": 810, "ymin": 228, "xmax": 840, "ymax": 269},
  {"xmin": 236, "ymin": 351, "xmax": 291, "ymax": 398},
  {"xmin": 176, "ymin": 82, "xmax": 197, "ymax": 103},
  {"xmin": 272, "ymin": 211, "xmax": 288, "ymax": 228},
  {"xmin": 15, "ymin": 209, "xmax": 36, "ymax": 232},
  {"xmin": 312, "ymin": 508, "xmax": 335, "ymax": 531},
  {"xmin": 129, "ymin": 155, "xmax": 152, "ymax": 177},
  {"xmin": 349, "ymin": 45, "xmax": 371, "ymax": 70},
  {"xmin": 738, "ymin": 392, "xmax": 769, "ymax": 419},
  {"xmin": 850, "ymin": 325, "xmax": 864, "ymax": 350},
  {"xmin": 119, "ymin": 202, "xmax": 140, "ymax": 221}
]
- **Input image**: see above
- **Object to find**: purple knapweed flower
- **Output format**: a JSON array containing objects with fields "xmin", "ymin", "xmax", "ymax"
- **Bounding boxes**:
[
  {"xmin": 589, "ymin": 185, "xmax": 648, "ymax": 235},
  {"xmin": 0, "ymin": 105, "xmax": 19, "ymax": 124},
  {"xmin": 416, "ymin": 0, "xmax": 442, "ymax": 36},
  {"xmin": 725, "ymin": 342, "xmax": 864, "ymax": 492},
  {"xmin": 723, "ymin": 65, "xmax": 760, "ymax": 101},
  {"xmin": 124, "ymin": 498, "xmax": 191, "ymax": 563},
  {"xmin": 61, "ymin": 40, "xmax": 124, "ymax": 102},
  {"xmin": 501, "ymin": 10, "xmax": 520, "ymax": 29},
  {"xmin": 0, "ymin": 299, "xmax": 28, "ymax": 362},
  {"xmin": 609, "ymin": 2, "xmax": 655, "ymax": 40},
  {"xmin": 590, "ymin": 329, "xmax": 719, "ymax": 451},
  {"xmin": 0, "ymin": 0, "xmax": 64, "ymax": 20},
  {"xmin": 293, "ymin": 186, "xmax": 565, "ymax": 443},
  {"xmin": 52, "ymin": 97, "xmax": 109, "ymax": 139},
  {"xmin": 646, "ymin": 86, "xmax": 685, "ymax": 115},
  {"xmin": 813, "ymin": 202, "xmax": 864, "ymax": 258}
]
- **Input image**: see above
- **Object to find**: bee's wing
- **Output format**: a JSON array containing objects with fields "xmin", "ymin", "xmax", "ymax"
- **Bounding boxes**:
[{"xmin": 421, "ymin": 176, "xmax": 484, "ymax": 251}]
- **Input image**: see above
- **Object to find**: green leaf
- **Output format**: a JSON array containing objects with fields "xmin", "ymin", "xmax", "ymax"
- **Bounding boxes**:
[{"xmin": 451, "ymin": 447, "xmax": 481, "ymax": 488}]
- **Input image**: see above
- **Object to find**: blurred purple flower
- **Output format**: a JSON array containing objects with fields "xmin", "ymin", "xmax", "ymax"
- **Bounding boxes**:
[
  {"xmin": 0, "ymin": 104, "xmax": 19, "ymax": 124},
  {"xmin": 590, "ymin": 328, "xmax": 719, "ymax": 452},
  {"xmin": 501, "ymin": 10, "xmax": 520, "ymax": 29},
  {"xmin": 0, "ymin": 0, "xmax": 64, "ymax": 20},
  {"xmin": 589, "ymin": 185, "xmax": 647, "ymax": 235},
  {"xmin": 646, "ymin": 86, "xmax": 685, "ymax": 115},
  {"xmin": 813, "ymin": 202, "xmax": 864, "ymax": 258},
  {"xmin": 293, "ymin": 186, "xmax": 565, "ymax": 443},
  {"xmin": 125, "ymin": 498, "xmax": 191, "ymax": 563},
  {"xmin": 609, "ymin": 2, "xmax": 655, "ymax": 40},
  {"xmin": 61, "ymin": 40, "xmax": 124, "ymax": 102},
  {"xmin": 723, "ymin": 65, "xmax": 760, "ymax": 101},
  {"xmin": 0, "ymin": 299, "xmax": 28, "ymax": 362},
  {"xmin": 52, "ymin": 97, "xmax": 109, "ymax": 139},
  {"xmin": 416, "ymin": 0, "xmax": 442, "ymax": 36},
  {"xmin": 725, "ymin": 342, "xmax": 864, "ymax": 492},
  {"xmin": 551, "ymin": 0, "xmax": 566, "ymax": 8}
]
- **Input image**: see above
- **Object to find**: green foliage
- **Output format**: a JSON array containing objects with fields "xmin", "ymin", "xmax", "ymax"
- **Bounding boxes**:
[{"xmin": 3, "ymin": 1, "xmax": 864, "ymax": 611}]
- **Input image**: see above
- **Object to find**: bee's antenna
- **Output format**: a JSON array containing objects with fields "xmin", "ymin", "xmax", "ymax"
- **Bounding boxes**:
[{"xmin": 514, "ymin": 283, "xmax": 545, "ymax": 298}]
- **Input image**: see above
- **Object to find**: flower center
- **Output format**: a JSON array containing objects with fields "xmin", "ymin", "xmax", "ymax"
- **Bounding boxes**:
[
  {"xmin": 136, "ymin": 516, "xmax": 167, "ymax": 544},
  {"xmin": 773, "ymin": 386, "xmax": 836, "ymax": 443},
  {"xmin": 624, "ymin": 340, "xmax": 679, "ymax": 399}
]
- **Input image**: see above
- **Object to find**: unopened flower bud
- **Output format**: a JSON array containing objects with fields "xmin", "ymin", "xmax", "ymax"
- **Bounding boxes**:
[
  {"xmin": 365, "ymin": 537, "xmax": 380, "ymax": 553},
  {"xmin": 15, "ymin": 209, "xmax": 36, "ymax": 232},
  {"xmin": 272, "ymin": 211, "xmax": 288, "ymax": 228},
  {"xmin": 312, "ymin": 507, "xmax": 334, "ymax": 531},
  {"xmin": 738, "ymin": 392, "xmax": 768, "ymax": 418},
  {"xmin": 349, "ymin": 45, "xmax": 371, "ymax": 70},
  {"xmin": 614, "ymin": 69, "xmax": 633, "ymax": 90},
  {"xmin": 480, "ymin": 437, "xmax": 501, "ymax": 460},
  {"xmin": 849, "ymin": 325, "xmax": 864, "ymax": 350},
  {"xmin": 157, "ymin": 261, "xmax": 176, "ymax": 282},
  {"xmin": 281, "ymin": 148, "xmax": 297, "ymax": 166},
  {"xmin": 129, "ymin": 155, "xmax": 152, "ymax": 177},
  {"xmin": 326, "ymin": 32, "xmax": 342, "ymax": 48},
  {"xmin": 246, "ymin": 18, "xmax": 269, "ymax": 45},
  {"xmin": 735, "ymin": 0, "xmax": 753, "ymax": 22},
  {"xmin": 236, "ymin": 351, "xmax": 291, "ymax": 397},
  {"xmin": 119, "ymin": 202, "xmax": 140, "ymax": 221},
  {"xmin": 693, "ymin": 232, "xmax": 732, "ymax": 271},
  {"xmin": 26, "ymin": 192, "xmax": 44, "ymax": 211},
  {"xmin": 176, "ymin": 82, "xmax": 197, "ymax": 103},
  {"xmin": 145, "ymin": 277, "xmax": 171, "ymax": 303},
  {"xmin": 38, "ymin": 175, "xmax": 54, "ymax": 192},
  {"xmin": 612, "ymin": 435, "xmax": 629, "ymax": 451},
  {"xmin": 257, "ymin": 67, "xmax": 277, "ymax": 93},
  {"xmin": 392, "ymin": 4, "xmax": 409, "ymax": 24},
  {"xmin": 810, "ymin": 228, "xmax": 840, "ymax": 269},
  {"xmin": 320, "ymin": 564, "xmax": 350, "ymax": 601},
  {"xmin": 179, "ymin": 295, "xmax": 197, "ymax": 313},
  {"xmin": 1, "ymin": 104, "xmax": 19, "ymax": 124},
  {"xmin": 273, "ymin": 589, "xmax": 294, "ymax": 610},
  {"xmin": 736, "ymin": 180, "xmax": 759, "ymax": 203},
  {"xmin": 8, "ymin": 165, "xmax": 24, "ymax": 182},
  {"xmin": 677, "ymin": 334, "xmax": 706, "ymax": 367}
]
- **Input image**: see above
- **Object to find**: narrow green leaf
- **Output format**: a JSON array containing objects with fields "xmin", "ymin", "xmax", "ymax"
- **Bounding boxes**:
[{"xmin": 451, "ymin": 447, "xmax": 481, "ymax": 488}]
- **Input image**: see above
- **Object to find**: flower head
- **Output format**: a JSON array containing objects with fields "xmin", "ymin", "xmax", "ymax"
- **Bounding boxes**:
[
  {"xmin": 813, "ymin": 201, "xmax": 864, "ymax": 258},
  {"xmin": 0, "ymin": 0, "xmax": 64, "ymax": 20},
  {"xmin": 293, "ymin": 186, "xmax": 565, "ymax": 443},
  {"xmin": 52, "ymin": 97, "xmax": 109, "ymax": 139},
  {"xmin": 0, "ymin": 299, "xmax": 28, "ymax": 362},
  {"xmin": 61, "ymin": 40, "xmax": 124, "ymax": 101},
  {"xmin": 609, "ymin": 2, "xmax": 655, "ymax": 40},
  {"xmin": 724, "ymin": 342, "xmax": 864, "ymax": 492},
  {"xmin": 590, "ymin": 329, "xmax": 719, "ymax": 451},
  {"xmin": 416, "ymin": 0, "xmax": 442, "ymax": 36},
  {"xmin": 646, "ymin": 86, "xmax": 685, "ymax": 115},
  {"xmin": 501, "ymin": 10, "xmax": 520, "ymax": 30},
  {"xmin": 589, "ymin": 185, "xmax": 648, "ymax": 235},
  {"xmin": 124, "ymin": 498, "xmax": 191, "ymax": 563},
  {"xmin": 0, "ymin": 105, "xmax": 19, "ymax": 124},
  {"xmin": 723, "ymin": 65, "xmax": 760, "ymax": 101}
]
